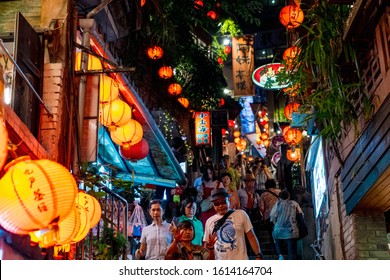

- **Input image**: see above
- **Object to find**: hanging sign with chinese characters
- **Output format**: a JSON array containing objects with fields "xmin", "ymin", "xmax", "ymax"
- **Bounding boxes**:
[
  {"xmin": 194, "ymin": 111, "xmax": 211, "ymax": 146},
  {"xmin": 232, "ymin": 35, "xmax": 255, "ymax": 97},
  {"xmin": 252, "ymin": 63, "xmax": 289, "ymax": 90}
]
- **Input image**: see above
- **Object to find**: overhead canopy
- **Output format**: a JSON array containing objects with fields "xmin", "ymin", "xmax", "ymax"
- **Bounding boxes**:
[{"xmin": 90, "ymin": 32, "xmax": 185, "ymax": 188}]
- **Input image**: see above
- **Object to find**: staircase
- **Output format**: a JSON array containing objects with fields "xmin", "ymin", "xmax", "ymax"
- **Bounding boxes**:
[{"xmin": 247, "ymin": 223, "xmax": 277, "ymax": 260}]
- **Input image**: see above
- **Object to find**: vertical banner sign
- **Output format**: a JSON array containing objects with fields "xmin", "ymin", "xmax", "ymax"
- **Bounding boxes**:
[
  {"xmin": 232, "ymin": 35, "xmax": 255, "ymax": 97},
  {"xmin": 195, "ymin": 112, "xmax": 211, "ymax": 146}
]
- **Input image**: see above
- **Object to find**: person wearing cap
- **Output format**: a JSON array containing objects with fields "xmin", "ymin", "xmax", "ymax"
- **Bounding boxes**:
[
  {"xmin": 219, "ymin": 172, "xmax": 240, "ymax": 210},
  {"xmin": 203, "ymin": 187, "xmax": 264, "ymax": 260}
]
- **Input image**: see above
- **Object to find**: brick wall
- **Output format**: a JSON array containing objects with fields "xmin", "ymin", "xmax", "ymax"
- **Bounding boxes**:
[
  {"xmin": 352, "ymin": 210, "xmax": 390, "ymax": 260},
  {"xmin": 40, "ymin": 63, "xmax": 64, "ymax": 161}
]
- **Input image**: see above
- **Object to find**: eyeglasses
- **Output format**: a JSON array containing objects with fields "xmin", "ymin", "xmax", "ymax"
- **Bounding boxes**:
[{"xmin": 213, "ymin": 200, "xmax": 227, "ymax": 207}]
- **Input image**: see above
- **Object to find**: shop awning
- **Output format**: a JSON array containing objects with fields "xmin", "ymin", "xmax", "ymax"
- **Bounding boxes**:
[{"xmin": 90, "ymin": 32, "xmax": 185, "ymax": 188}]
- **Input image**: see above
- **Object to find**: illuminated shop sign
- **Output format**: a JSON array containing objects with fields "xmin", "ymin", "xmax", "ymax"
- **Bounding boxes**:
[
  {"xmin": 194, "ymin": 111, "xmax": 211, "ymax": 146},
  {"xmin": 252, "ymin": 63, "xmax": 289, "ymax": 90}
]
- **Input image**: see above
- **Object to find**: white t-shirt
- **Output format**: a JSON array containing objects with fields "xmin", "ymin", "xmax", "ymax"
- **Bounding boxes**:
[{"xmin": 203, "ymin": 210, "xmax": 252, "ymax": 260}]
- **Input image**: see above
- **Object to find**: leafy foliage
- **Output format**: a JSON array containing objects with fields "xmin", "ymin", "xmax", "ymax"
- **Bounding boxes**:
[
  {"xmin": 281, "ymin": 1, "xmax": 373, "ymax": 144},
  {"xmin": 120, "ymin": 0, "xmax": 264, "ymax": 111},
  {"xmin": 94, "ymin": 225, "xmax": 128, "ymax": 260}
]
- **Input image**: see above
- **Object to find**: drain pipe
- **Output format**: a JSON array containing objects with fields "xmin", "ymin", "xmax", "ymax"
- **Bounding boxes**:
[
  {"xmin": 74, "ymin": 18, "xmax": 95, "ymax": 175},
  {"xmin": 74, "ymin": 0, "xmax": 115, "ymax": 175}
]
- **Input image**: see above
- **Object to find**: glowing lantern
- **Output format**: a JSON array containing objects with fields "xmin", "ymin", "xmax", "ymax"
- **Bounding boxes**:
[
  {"xmin": 287, "ymin": 148, "xmax": 301, "ymax": 162},
  {"xmin": 221, "ymin": 128, "xmax": 226, "ymax": 135},
  {"xmin": 168, "ymin": 83, "xmax": 182, "ymax": 95},
  {"xmin": 283, "ymin": 83, "xmax": 300, "ymax": 97},
  {"xmin": 234, "ymin": 137, "xmax": 240, "ymax": 144},
  {"xmin": 194, "ymin": 0, "xmax": 204, "ymax": 9},
  {"xmin": 260, "ymin": 132, "xmax": 269, "ymax": 141},
  {"xmin": 119, "ymin": 138, "xmax": 149, "ymax": 161},
  {"xmin": 158, "ymin": 66, "xmax": 173, "ymax": 79},
  {"xmin": 256, "ymin": 139, "xmax": 263, "ymax": 145},
  {"xmin": 30, "ymin": 206, "xmax": 81, "ymax": 248},
  {"xmin": 228, "ymin": 120, "xmax": 235, "ymax": 128},
  {"xmin": 283, "ymin": 46, "xmax": 301, "ymax": 68},
  {"xmin": 279, "ymin": 5, "xmax": 304, "ymax": 29},
  {"xmin": 140, "ymin": 0, "xmax": 146, "ymax": 7},
  {"xmin": 284, "ymin": 128, "xmax": 302, "ymax": 145},
  {"xmin": 284, "ymin": 102, "xmax": 300, "ymax": 120},
  {"xmin": 177, "ymin": 97, "xmax": 189, "ymax": 108},
  {"xmin": 72, "ymin": 204, "xmax": 90, "ymax": 243},
  {"xmin": 0, "ymin": 156, "xmax": 78, "ymax": 235},
  {"xmin": 219, "ymin": 98, "xmax": 225, "ymax": 107},
  {"xmin": 147, "ymin": 45, "xmax": 164, "ymax": 60},
  {"xmin": 75, "ymin": 192, "xmax": 102, "ymax": 229},
  {"xmin": 0, "ymin": 119, "xmax": 8, "ymax": 170},
  {"xmin": 75, "ymin": 52, "xmax": 102, "ymax": 71},
  {"xmin": 233, "ymin": 131, "xmax": 241, "ymax": 138},
  {"xmin": 99, "ymin": 75, "xmax": 119, "ymax": 104},
  {"xmin": 207, "ymin": 10, "xmax": 217, "ymax": 20},
  {"xmin": 263, "ymin": 139, "xmax": 271, "ymax": 148},
  {"xmin": 100, "ymin": 99, "xmax": 132, "ymax": 131},
  {"xmin": 239, "ymin": 139, "xmax": 247, "ymax": 149},
  {"xmin": 224, "ymin": 46, "xmax": 231, "ymax": 55},
  {"xmin": 282, "ymin": 125, "xmax": 291, "ymax": 135},
  {"xmin": 56, "ymin": 207, "xmax": 81, "ymax": 245},
  {"xmin": 217, "ymin": 57, "xmax": 223, "ymax": 65},
  {"xmin": 110, "ymin": 119, "xmax": 143, "ymax": 148},
  {"xmin": 259, "ymin": 118, "xmax": 268, "ymax": 127}
]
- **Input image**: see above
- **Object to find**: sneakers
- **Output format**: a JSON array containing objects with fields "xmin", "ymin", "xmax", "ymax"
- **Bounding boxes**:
[{"xmin": 278, "ymin": 255, "xmax": 284, "ymax": 260}]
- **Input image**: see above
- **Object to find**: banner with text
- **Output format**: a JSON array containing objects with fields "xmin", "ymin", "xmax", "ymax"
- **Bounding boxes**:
[
  {"xmin": 232, "ymin": 35, "xmax": 255, "ymax": 97},
  {"xmin": 195, "ymin": 111, "xmax": 211, "ymax": 146}
]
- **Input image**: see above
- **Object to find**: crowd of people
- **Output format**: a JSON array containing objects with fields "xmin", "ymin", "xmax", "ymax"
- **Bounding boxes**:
[{"xmin": 131, "ymin": 155, "xmax": 305, "ymax": 260}]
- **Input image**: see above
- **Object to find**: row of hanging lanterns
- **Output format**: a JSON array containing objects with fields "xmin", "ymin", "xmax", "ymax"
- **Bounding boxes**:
[
  {"xmin": 83, "ymin": 52, "xmax": 149, "ymax": 160},
  {"xmin": 146, "ymin": 45, "xmax": 190, "ymax": 109}
]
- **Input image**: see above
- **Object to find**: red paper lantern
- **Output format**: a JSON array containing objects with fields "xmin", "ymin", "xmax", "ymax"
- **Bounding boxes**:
[
  {"xmin": 168, "ymin": 83, "xmax": 182, "ymax": 95},
  {"xmin": 217, "ymin": 57, "xmax": 223, "ymax": 65},
  {"xmin": 284, "ymin": 102, "xmax": 300, "ymax": 120},
  {"xmin": 221, "ymin": 128, "xmax": 226, "ymax": 135},
  {"xmin": 284, "ymin": 128, "xmax": 302, "ymax": 145},
  {"xmin": 158, "ymin": 66, "xmax": 173, "ymax": 79},
  {"xmin": 224, "ymin": 46, "xmax": 231, "ymax": 55},
  {"xmin": 119, "ymin": 138, "xmax": 149, "ymax": 161},
  {"xmin": 283, "ymin": 46, "xmax": 301, "ymax": 68},
  {"xmin": 194, "ymin": 0, "xmax": 203, "ymax": 9},
  {"xmin": 147, "ymin": 45, "xmax": 164, "ymax": 60},
  {"xmin": 228, "ymin": 119, "xmax": 235, "ymax": 128},
  {"xmin": 279, "ymin": 5, "xmax": 304, "ymax": 29},
  {"xmin": 219, "ymin": 98, "xmax": 225, "ymax": 107},
  {"xmin": 287, "ymin": 148, "xmax": 301, "ymax": 162},
  {"xmin": 177, "ymin": 97, "xmax": 189, "ymax": 108},
  {"xmin": 207, "ymin": 10, "xmax": 217, "ymax": 20}
]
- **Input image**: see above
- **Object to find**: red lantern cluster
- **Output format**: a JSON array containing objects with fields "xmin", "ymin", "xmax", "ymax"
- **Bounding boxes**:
[{"xmin": 119, "ymin": 138, "xmax": 149, "ymax": 161}]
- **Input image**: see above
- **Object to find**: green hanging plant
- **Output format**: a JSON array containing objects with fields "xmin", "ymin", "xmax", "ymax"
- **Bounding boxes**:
[{"xmin": 282, "ymin": 1, "xmax": 374, "ymax": 165}]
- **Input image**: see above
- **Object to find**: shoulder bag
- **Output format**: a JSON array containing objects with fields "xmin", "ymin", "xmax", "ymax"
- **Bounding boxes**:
[
  {"xmin": 296, "ymin": 208, "xmax": 308, "ymax": 239},
  {"xmin": 212, "ymin": 209, "xmax": 234, "ymax": 234}
]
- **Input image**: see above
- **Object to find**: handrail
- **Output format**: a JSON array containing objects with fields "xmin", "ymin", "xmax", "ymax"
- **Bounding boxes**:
[
  {"xmin": 310, "ymin": 239, "xmax": 325, "ymax": 260},
  {"xmin": 0, "ymin": 39, "xmax": 53, "ymax": 117}
]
